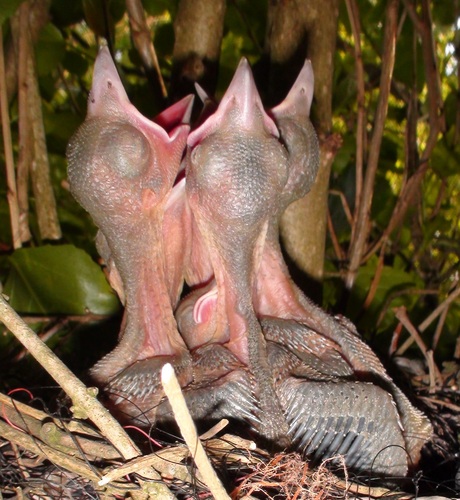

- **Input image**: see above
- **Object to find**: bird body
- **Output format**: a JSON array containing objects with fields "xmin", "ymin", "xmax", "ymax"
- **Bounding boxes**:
[{"xmin": 67, "ymin": 47, "xmax": 432, "ymax": 477}]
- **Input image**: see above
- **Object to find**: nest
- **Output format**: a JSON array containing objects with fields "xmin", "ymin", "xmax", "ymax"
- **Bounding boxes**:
[{"xmin": 0, "ymin": 295, "xmax": 459, "ymax": 499}]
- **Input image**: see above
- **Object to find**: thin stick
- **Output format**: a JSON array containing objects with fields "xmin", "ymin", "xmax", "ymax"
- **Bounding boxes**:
[
  {"xmin": 126, "ymin": 0, "xmax": 167, "ymax": 98},
  {"xmin": 0, "ymin": 25, "xmax": 22, "ymax": 249},
  {"xmin": 161, "ymin": 363, "xmax": 231, "ymax": 500},
  {"xmin": 327, "ymin": 210, "xmax": 346, "ymax": 262},
  {"xmin": 27, "ymin": 46, "xmax": 62, "ymax": 240},
  {"xmin": 0, "ymin": 294, "xmax": 139, "ymax": 461},
  {"xmin": 345, "ymin": 0, "xmax": 366, "ymax": 234},
  {"xmin": 396, "ymin": 285, "xmax": 460, "ymax": 354},
  {"xmin": 16, "ymin": 1, "xmax": 32, "ymax": 243},
  {"xmin": 0, "ymin": 294, "xmax": 176, "ymax": 497},
  {"xmin": 393, "ymin": 306, "xmax": 442, "ymax": 386},
  {"xmin": 346, "ymin": 0, "xmax": 399, "ymax": 289}
]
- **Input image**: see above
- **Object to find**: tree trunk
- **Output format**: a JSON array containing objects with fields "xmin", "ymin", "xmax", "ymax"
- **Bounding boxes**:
[
  {"xmin": 266, "ymin": 0, "xmax": 340, "ymax": 298},
  {"xmin": 171, "ymin": 0, "xmax": 226, "ymax": 101}
]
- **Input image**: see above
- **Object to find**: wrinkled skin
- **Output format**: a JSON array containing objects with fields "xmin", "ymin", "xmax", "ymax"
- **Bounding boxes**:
[{"xmin": 68, "ymin": 48, "xmax": 431, "ymax": 476}]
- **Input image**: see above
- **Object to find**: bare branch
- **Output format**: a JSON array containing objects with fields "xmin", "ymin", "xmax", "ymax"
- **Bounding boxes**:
[
  {"xmin": 393, "ymin": 306, "xmax": 442, "ymax": 389},
  {"xmin": 396, "ymin": 285, "xmax": 460, "ymax": 354},
  {"xmin": 16, "ymin": 1, "xmax": 33, "ymax": 244},
  {"xmin": 5, "ymin": 0, "xmax": 50, "ymax": 103},
  {"xmin": 362, "ymin": 244, "xmax": 386, "ymax": 309},
  {"xmin": 329, "ymin": 189, "xmax": 353, "ymax": 226},
  {"xmin": 344, "ymin": 0, "xmax": 366, "ymax": 236},
  {"xmin": 126, "ymin": 0, "xmax": 167, "ymax": 101},
  {"xmin": 171, "ymin": 0, "xmax": 226, "ymax": 99},
  {"xmin": 327, "ymin": 210, "xmax": 346, "ymax": 262},
  {"xmin": 0, "ymin": 294, "xmax": 176, "ymax": 497},
  {"xmin": 0, "ymin": 25, "xmax": 21, "ymax": 249},
  {"xmin": 346, "ymin": 0, "xmax": 399, "ymax": 289},
  {"xmin": 26, "ymin": 32, "xmax": 62, "ymax": 240}
]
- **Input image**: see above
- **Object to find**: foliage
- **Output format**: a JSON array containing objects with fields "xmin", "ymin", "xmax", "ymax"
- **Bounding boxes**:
[{"xmin": 0, "ymin": 0, "xmax": 459, "ymax": 362}]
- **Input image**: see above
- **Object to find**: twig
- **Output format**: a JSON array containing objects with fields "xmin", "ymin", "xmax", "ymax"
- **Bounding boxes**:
[
  {"xmin": 161, "ymin": 363, "xmax": 231, "ymax": 500},
  {"xmin": 393, "ymin": 306, "xmax": 442, "ymax": 388},
  {"xmin": 16, "ymin": 1, "xmax": 32, "ymax": 244},
  {"xmin": 396, "ymin": 285, "xmax": 460, "ymax": 354},
  {"xmin": 431, "ymin": 306, "xmax": 448, "ymax": 351},
  {"xmin": 0, "ymin": 419, "xmax": 101, "ymax": 483},
  {"xmin": 346, "ymin": 0, "xmax": 399, "ymax": 289},
  {"xmin": 345, "ymin": 0, "xmax": 366, "ymax": 237},
  {"xmin": 368, "ymin": 0, "xmax": 444, "ymax": 258},
  {"xmin": 0, "ymin": 294, "xmax": 176, "ymax": 497},
  {"xmin": 329, "ymin": 189, "xmax": 353, "ymax": 226},
  {"xmin": 419, "ymin": 284, "xmax": 460, "ymax": 331},
  {"xmin": 26, "ymin": 32, "xmax": 62, "ymax": 240},
  {"xmin": 126, "ymin": 0, "xmax": 167, "ymax": 99},
  {"xmin": 362, "ymin": 243, "xmax": 386, "ymax": 309},
  {"xmin": 0, "ymin": 25, "xmax": 22, "ymax": 249},
  {"xmin": 327, "ymin": 210, "xmax": 346, "ymax": 262},
  {"xmin": 0, "ymin": 295, "xmax": 137, "ymax": 460},
  {"xmin": 377, "ymin": 287, "xmax": 438, "ymax": 330}
]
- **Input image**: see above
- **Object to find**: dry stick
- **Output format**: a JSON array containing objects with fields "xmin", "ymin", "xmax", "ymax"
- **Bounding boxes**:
[
  {"xmin": 345, "ymin": 0, "xmax": 399, "ymax": 290},
  {"xmin": 362, "ymin": 243, "xmax": 386, "ymax": 309},
  {"xmin": 126, "ymin": 0, "xmax": 167, "ymax": 98},
  {"xmin": 396, "ymin": 285, "xmax": 460, "ymax": 355},
  {"xmin": 327, "ymin": 210, "xmax": 346, "ymax": 262},
  {"xmin": 367, "ymin": 0, "xmax": 444, "ymax": 259},
  {"xmin": 16, "ymin": 1, "xmax": 32, "ymax": 244},
  {"xmin": 0, "ymin": 419, "xmax": 101, "ymax": 483},
  {"xmin": 161, "ymin": 363, "xmax": 231, "ymax": 500},
  {"xmin": 26, "ymin": 36, "xmax": 62, "ymax": 241},
  {"xmin": 0, "ymin": 294, "xmax": 138, "ymax": 458},
  {"xmin": 393, "ymin": 306, "xmax": 442, "ymax": 389},
  {"xmin": 345, "ymin": 0, "xmax": 366, "ymax": 240},
  {"xmin": 0, "ymin": 26, "xmax": 22, "ymax": 249},
  {"xmin": 432, "ymin": 306, "xmax": 448, "ymax": 351},
  {"xmin": 0, "ymin": 294, "xmax": 176, "ymax": 499},
  {"xmin": 329, "ymin": 189, "xmax": 353, "ymax": 226}
]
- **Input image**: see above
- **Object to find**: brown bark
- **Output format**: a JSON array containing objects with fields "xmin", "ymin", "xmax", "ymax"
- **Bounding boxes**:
[
  {"xmin": 171, "ymin": 0, "xmax": 226, "ymax": 100},
  {"xmin": 266, "ymin": 0, "xmax": 340, "ymax": 289},
  {"xmin": 0, "ymin": 26, "xmax": 21, "ymax": 249},
  {"xmin": 16, "ymin": 2, "xmax": 33, "ymax": 244},
  {"xmin": 26, "ymin": 26, "xmax": 62, "ymax": 240},
  {"xmin": 5, "ymin": 0, "xmax": 50, "ymax": 104}
]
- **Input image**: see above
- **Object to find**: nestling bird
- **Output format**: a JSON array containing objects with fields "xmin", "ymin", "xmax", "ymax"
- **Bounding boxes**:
[{"xmin": 67, "ymin": 47, "xmax": 432, "ymax": 478}]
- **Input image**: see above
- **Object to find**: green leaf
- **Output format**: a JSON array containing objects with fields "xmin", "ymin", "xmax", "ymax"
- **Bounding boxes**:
[
  {"xmin": 50, "ymin": 0, "xmax": 84, "ymax": 27},
  {"xmin": 0, "ymin": 0, "xmax": 24, "ymax": 24},
  {"xmin": 347, "ymin": 256, "xmax": 422, "ymax": 332},
  {"xmin": 4, "ymin": 245, "xmax": 120, "ymax": 315},
  {"xmin": 62, "ymin": 49, "xmax": 89, "ymax": 77},
  {"xmin": 35, "ymin": 23, "xmax": 65, "ymax": 76},
  {"xmin": 143, "ymin": 0, "xmax": 176, "ymax": 17}
]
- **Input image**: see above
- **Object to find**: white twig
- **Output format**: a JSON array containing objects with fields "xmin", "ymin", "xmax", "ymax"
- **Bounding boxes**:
[{"xmin": 161, "ymin": 363, "xmax": 231, "ymax": 500}]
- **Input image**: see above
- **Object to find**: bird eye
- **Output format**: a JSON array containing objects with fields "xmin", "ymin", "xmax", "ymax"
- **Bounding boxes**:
[{"xmin": 99, "ymin": 122, "xmax": 151, "ymax": 179}]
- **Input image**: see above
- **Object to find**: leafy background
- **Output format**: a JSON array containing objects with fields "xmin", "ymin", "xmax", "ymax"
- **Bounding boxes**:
[{"xmin": 0, "ymin": 0, "xmax": 459, "ymax": 387}]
